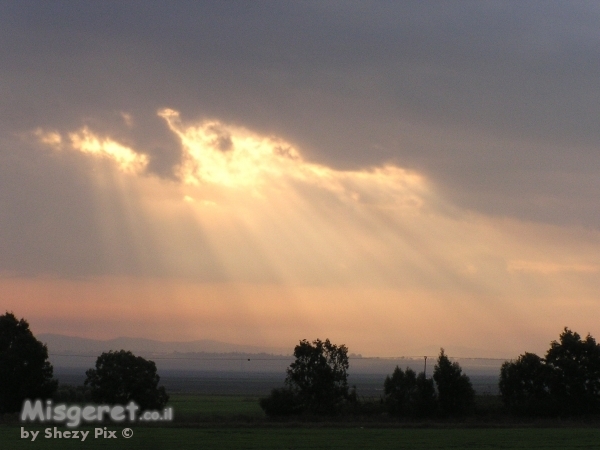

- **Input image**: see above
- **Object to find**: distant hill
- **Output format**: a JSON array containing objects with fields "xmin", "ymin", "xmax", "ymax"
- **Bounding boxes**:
[{"xmin": 38, "ymin": 333, "xmax": 291, "ymax": 356}]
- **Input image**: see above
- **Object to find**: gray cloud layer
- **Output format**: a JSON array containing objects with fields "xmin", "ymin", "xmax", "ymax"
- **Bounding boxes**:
[{"xmin": 2, "ymin": 1, "xmax": 600, "ymax": 276}]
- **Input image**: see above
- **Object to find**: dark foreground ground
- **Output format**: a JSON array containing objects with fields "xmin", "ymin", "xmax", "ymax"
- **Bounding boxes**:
[
  {"xmin": 4, "ymin": 372, "xmax": 599, "ymax": 449},
  {"xmin": 4, "ymin": 394, "xmax": 600, "ymax": 449},
  {"xmin": 4, "ymin": 425, "xmax": 600, "ymax": 450}
]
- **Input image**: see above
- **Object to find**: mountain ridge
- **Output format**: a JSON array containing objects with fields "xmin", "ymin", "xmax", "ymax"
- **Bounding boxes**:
[{"xmin": 38, "ymin": 333, "xmax": 291, "ymax": 356}]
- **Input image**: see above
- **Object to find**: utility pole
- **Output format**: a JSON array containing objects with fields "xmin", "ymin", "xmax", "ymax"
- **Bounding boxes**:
[{"xmin": 424, "ymin": 356, "xmax": 428, "ymax": 377}]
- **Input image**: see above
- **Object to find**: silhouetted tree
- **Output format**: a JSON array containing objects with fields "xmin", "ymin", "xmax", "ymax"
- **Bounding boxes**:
[
  {"xmin": 286, "ymin": 338, "xmax": 349, "ymax": 414},
  {"xmin": 499, "ymin": 328, "xmax": 600, "ymax": 416},
  {"xmin": 384, "ymin": 366, "xmax": 436, "ymax": 417},
  {"xmin": 546, "ymin": 328, "xmax": 600, "ymax": 414},
  {"xmin": 85, "ymin": 350, "xmax": 168, "ymax": 410},
  {"xmin": 0, "ymin": 312, "xmax": 57, "ymax": 414},
  {"xmin": 259, "ymin": 387, "xmax": 300, "ymax": 416},
  {"xmin": 499, "ymin": 352, "xmax": 553, "ymax": 415},
  {"xmin": 260, "ymin": 338, "xmax": 350, "ymax": 415},
  {"xmin": 433, "ymin": 349, "xmax": 474, "ymax": 416},
  {"xmin": 53, "ymin": 385, "xmax": 92, "ymax": 403}
]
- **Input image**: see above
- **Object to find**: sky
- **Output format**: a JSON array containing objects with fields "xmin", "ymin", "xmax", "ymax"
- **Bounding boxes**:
[{"xmin": 1, "ymin": 1, "xmax": 600, "ymax": 357}]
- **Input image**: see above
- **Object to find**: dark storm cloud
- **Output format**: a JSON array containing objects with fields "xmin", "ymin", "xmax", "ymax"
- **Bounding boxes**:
[
  {"xmin": 4, "ymin": 2, "xmax": 599, "ymax": 148},
  {"xmin": 3, "ymin": 2, "xmax": 599, "ymax": 147},
  {"xmin": 1, "ymin": 1, "xmax": 600, "ymax": 276}
]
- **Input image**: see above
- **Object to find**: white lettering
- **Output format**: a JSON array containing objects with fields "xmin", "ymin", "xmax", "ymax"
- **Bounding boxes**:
[
  {"xmin": 110, "ymin": 405, "xmax": 124, "ymax": 421},
  {"xmin": 82, "ymin": 405, "xmax": 96, "ymax": 421},
  {"xmin": 19, "ymin": 399, "xmax": 162, "ymax": 428},
  {"xmin": 21, "ymin": 400, "xmax": 44, "ymax": 422},
  {"xmin": 53, "ymin": 404, "xmax": 66, "ymax": 421},
  {"xmin": 20, "ymin": 427, "xmax": 40, "ymax": 441},
  {"xmin": 66, "ymin": 405, "xmax": 82, "ymax": 427},
  {"xmin": 125, "ymin": 401, "xmax": 139, "ymax": 421},
  {"xmin": 97, "ymin": 405, "xmax": 110, "ymax": 421}
]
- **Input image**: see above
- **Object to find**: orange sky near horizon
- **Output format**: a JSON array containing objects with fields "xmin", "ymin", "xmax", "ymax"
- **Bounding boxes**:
[{"xmin": 4, "ymin": 273, "xmax": 600, "ymax": 357}]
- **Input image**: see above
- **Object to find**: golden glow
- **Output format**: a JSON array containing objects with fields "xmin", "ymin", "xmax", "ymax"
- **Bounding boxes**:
[
  {"xmin": 69, "ymin": 127, "xmax": 148, "ymax": 174},
  {"xmin": 34, "ymin": 126, "xmax": 148, "ymax": 174},
  {"xmin": 159, "ymin": 108, "xmax": 299, "ymax": 187},
  {"xmin": 34, "ymin": 128, "xmax": 62, "ymax": 149},
  {"xmin": 159, "ymin": 108, "xmax": 426, "ymax": 211},
  {"xmin": 25, "ymin": 109, "xmax": 600, "ymax": 355}
]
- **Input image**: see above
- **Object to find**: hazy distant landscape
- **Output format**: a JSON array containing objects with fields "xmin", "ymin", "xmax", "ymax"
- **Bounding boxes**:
[
  {"xmin": 39, "ymin": 333, "xmax": 291, "ymax": 355},
  {"xmin": 44, "ymin": 334, "xmax": 505, "ymax": 373},
  {"xmin": 44, "ymin": 333, "xmax": 502, "ymax": 396}
]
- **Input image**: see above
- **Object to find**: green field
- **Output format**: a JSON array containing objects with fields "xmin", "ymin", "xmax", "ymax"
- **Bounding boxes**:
[
  {"xmin": 169, "ymin": 394, "xmax": 265, "ymax": 420},
  {"xmin": 4, "ymin": 425, "xmax": 600, "ymax": 449},
  {"xmin": 4, "ymin": 394, "xmax": 600, "ymax": 449}
]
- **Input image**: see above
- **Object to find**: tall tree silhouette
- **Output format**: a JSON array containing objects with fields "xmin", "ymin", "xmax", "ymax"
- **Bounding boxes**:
[
  {"xmin": 433, "ymin": 349, "xmax": 474, "ymax": 416},
  {"xmin": 0, "ymin": 312, "xmax": 57, "ymax": 413},
  {"xmin": 261, "ymin": 338, "xmax": 350, "ymax": 415}
]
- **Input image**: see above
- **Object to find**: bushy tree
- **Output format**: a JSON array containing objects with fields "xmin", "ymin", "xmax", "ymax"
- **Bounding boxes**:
[
  {"xmin": 260, "ymin": 338, "xmax": 350, "ymax": 415},
  {"xmin": 546, "ymin": 328, "xmax": 600, "ymax": 414},
  {"xmin": 259, "ymin": 387, "xmax": 300, "ymax": 416},
  {"xmin": 53, "ymin": 385, "xmax": 92, "ymax": 403},
  {"xmin": 499, "ymin": 352, "xmax": 553, "ymax": 415},
  {"xmin": 0, "ymin": 312, "xmax": 57, "ymax": 414},
  {"xmin": 286, "ymin": 338, "xmax": 349, "ymax": 414},
  {"xmin": 384, "ymin": 366, "xmax": 436, "ymax": 417},
  {"xmin": 85, "ymin": 350, "xmax": 168, "ymax": 410},
  {"xmin": 499, "ymin": 328, "xmax": 600, "ymax": 416},
  {"xmin": 433, "ymin": 349, "xmax": 474, "ymax": 416}
]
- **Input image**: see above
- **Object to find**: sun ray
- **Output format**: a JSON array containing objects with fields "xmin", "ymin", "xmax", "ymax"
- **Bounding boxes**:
[{"xmin": 26, "ymin": 109, "xmax": 600, "ymax": 354}]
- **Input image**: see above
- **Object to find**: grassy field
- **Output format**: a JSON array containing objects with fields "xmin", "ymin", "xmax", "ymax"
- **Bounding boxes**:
[
  {"xmin": 169, "ymin": 394, "xmax": 265, "ymax": 420},
  {"xmin": 4, "ymin": 425, "xmax": 600, "ymax": 449},
  {"xmin": 4, "ymin": 394, "xmax": 600, "ymax": 449}
]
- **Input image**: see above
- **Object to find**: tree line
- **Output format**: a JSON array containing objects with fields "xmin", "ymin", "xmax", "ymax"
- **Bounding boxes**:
[
  {"xmin": 500, "ymin": 327, "xmax": 600, "ymax": 416},
  {"xmin": 2, "ymin": 311, "xmax": 600, "ymax": 419},
  {"xmin": 0, "ymin": 312, "xmax": 168, "ymax": 415},
  {"xmin": 262, "ymin": 328, "xmax": 600, "ymax": 418},
  {"xmin": 260, "ymin": 339, "xmax": 475, "ymax": 417}
]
